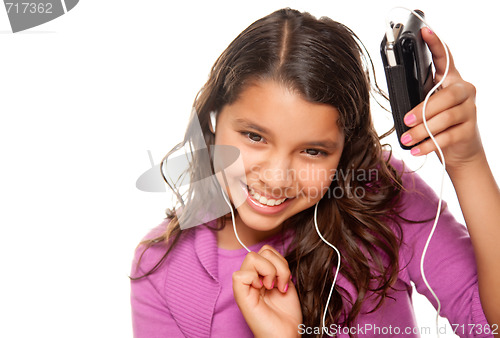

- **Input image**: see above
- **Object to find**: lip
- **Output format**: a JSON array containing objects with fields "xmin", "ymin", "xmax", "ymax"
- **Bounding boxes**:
[
  {"xmin": 239, "ymin": 181, "xmax": 293, "ymax": 215},
  {"xmin": 247, "ymin": 186, "xmax": 288, "ymax": 200},
  {"xmin": 245, "ymin": 182, "xmax": 290, "ymax": 200}
]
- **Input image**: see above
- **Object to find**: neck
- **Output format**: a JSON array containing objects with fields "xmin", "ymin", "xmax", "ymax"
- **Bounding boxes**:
[{"xmin": 216, "ymin": 214, "xmax": 283, "ymax": 250}]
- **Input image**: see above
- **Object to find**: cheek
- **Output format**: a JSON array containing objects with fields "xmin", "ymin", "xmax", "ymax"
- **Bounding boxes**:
[
  {"xmin": 296, "ymin": 165, "xmax": 336, "ymax": 198},
  {"xmin": 236, "ymin": 148, "xmax": 262, "ymax": 176},
  {"xmin": 212, "ymin": 142, "xmax": 246, "ymax": 179}
]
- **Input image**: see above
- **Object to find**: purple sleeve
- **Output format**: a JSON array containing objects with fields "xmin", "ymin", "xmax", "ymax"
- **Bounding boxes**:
[
  {"xmin": 396, "ymin": 165, "xmax": 493, "ymax": 337},
  {"xmin": 130, "ymin": 223, "xmax": 185, "ymax": 338}
]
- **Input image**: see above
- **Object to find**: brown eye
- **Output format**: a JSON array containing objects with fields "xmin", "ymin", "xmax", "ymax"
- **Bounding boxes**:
[
  {"xmin": 305, "ymin": 149, "xmax": 326, "ymax": 157},
  {"xmin": 245, "ymin": 132, "xmax": 263, "ymax": 143}
]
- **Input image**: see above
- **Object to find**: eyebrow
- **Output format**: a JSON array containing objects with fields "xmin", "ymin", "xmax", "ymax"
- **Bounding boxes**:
[
  {"xmin": 233, "ymin": 118, "xmax": 340, "ymax": 150},
  {"xmin": 233, "ymin": 118, "xmax": 271, "ymax": 134},
  {"xmin": 304, "ymin": 140, "xmax": 340, "ymax": 150}
]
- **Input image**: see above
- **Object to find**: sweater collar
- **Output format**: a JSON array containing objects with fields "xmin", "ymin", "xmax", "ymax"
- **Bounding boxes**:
[
  {"xmin": 164, "ymin": 223, "xmax": 221, "ymax": 338},
  {"xmin": 194, "ymin": 222, "xmax": 219, "ymax": 281}
]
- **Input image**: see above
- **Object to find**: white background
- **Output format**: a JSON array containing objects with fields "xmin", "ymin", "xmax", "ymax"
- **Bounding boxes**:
[{"xmin": 0, "ymin": 1, "xmax": 498, "ymax": 337}]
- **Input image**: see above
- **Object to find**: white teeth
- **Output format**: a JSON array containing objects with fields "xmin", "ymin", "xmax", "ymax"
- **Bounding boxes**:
[{"xmin": 248, "ymin": 187, "xmax": 286, "ymax": 206}]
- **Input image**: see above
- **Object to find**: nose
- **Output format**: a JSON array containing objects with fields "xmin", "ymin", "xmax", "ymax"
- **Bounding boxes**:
[{"xmin": 258, "ymin": 154, "xmax": 294, "ymax": 192}]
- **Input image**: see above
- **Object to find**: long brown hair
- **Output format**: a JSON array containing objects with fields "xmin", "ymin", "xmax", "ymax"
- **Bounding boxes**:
[{"xmin": 132, "ymin": 8, "xmax": 406, "ymax": 335}]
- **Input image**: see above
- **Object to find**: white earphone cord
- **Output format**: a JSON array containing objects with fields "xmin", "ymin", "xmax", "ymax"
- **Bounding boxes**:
[
  {"xmin": 220, "ymin": 173, "xmax": 251, "ymax": 253},
  {"xmin": 387, "ymin": 7, "xmax": 450, "ymax": 336},
  {"xmin": 314, "ymin": 201, "xmax": 341, "ymax": 336}
]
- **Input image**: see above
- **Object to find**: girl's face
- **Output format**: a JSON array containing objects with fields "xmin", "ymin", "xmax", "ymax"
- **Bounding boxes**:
[{"xmin": 215, "ymin": 80, "xmax": 344, "ymax": 237}]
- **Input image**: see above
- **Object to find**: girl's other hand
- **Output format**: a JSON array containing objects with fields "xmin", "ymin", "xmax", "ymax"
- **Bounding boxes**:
[
  {"xmin": 400, "ymin": 28, "xmax": 484, "ymax": 171},
  {"xmin": 232, "ymin": 244, "xmax": 302, "ymax": 338}
]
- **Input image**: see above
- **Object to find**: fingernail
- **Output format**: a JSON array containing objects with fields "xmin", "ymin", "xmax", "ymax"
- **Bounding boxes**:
[
  {"xmin": 284, "ymin": 283, "xmax": 289, "ymax": 293},
  {"xmin": 401, "ymin": 133, "xmax": 412, "ymax": 145},
  {"xmin": 404, "ymin": 114, "xmax": 416, "ymax": 126},
  {"xmin": 271, "ymin": 280, "xmax": 275, "ymax": 288},
  {"xmin": 290, "ymin": 275, "xmax": 293, "ymax": 280},
  {"xmin": 259, "ymin": 278, "xmax": 263, "ymax": 286},
  {"xmin": 411, "ymin": 147, "xmax": 421, "ymax": 156},
  {"xmin": 427, "ymin": 28, "xmax": 433, "ymax": 35}
]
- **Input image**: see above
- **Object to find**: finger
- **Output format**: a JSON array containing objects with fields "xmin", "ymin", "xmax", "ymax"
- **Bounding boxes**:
[
  {"xmin": 258, "ymin": 245, "xmax": 291, "ymax": 293},
  {"xmin": 403, "ymin": 82, "xmax": 473, "ymax": 128},
  {"xmin": 232, "ymin": 270, "xmax": 263, "ymax": 291},
  {"xmin": 257, "ymin": 244, "xmax": 288, "ymax": 265},
  {"xmin": 401, "ymin": 99, "xmax": 475, "ymax": 147},
  {"xmin": 421, "ymin": 27, "xmax": 460, "ymax": 82},
  {"xmin": 408, "ymin": 121, "xmax": 473, "ymax": 157},
  {"xmin": 240, "ymin": 251, "xmax": 278, "ymax": 290},
  {"xmin": 232, "ymin": 270, "xmax": 263, "ymax": 313}
]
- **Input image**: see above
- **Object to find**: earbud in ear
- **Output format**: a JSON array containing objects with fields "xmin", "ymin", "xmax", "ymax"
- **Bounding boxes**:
[{"xmin": 209, "ymin": 111, "xmax": 217, "ymax": 134}]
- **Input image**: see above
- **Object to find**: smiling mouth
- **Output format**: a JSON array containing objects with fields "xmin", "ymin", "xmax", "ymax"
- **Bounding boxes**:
[{"xmin": 246, "ymin": 185, "xmax": 288, "ymax": 207}]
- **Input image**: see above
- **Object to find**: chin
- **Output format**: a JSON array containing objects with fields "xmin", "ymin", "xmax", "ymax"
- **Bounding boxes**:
[
  {"xmin": 237, "ymin": 200, "xmax": 310, "ymax": 234},
  {"xmin": 239, "ymin": 212, "xmax": 278, "ymax": 230}
]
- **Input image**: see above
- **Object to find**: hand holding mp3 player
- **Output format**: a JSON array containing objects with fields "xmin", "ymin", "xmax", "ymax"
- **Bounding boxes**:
[{"xmin": 381, "ymin": 10, "xmax": 434, "ymax": 150}]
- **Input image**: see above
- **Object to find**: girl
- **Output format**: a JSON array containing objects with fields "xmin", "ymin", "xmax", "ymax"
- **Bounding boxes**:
[{"xmin": 130, "ymin": 8, "xmax": 499, "ymax": 337}]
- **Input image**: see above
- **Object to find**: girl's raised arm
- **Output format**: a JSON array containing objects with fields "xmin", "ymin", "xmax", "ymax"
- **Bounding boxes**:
[{"xmin": 401, "ymin": 28, "xmax": 500, "ymax": 327}]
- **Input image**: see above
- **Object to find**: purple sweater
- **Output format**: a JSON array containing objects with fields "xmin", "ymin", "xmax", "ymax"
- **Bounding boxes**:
[{"xmin": 130, "ymin": 160, "xmax": 492, "ymax": 337}]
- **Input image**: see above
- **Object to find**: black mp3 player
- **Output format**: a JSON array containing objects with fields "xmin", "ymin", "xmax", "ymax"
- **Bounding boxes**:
[{"xmin": 380, "ymin": 10, "xmax": 434, "ymax": 149}]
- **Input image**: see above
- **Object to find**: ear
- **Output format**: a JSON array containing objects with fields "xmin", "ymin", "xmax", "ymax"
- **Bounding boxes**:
[{"xmin": 209, "ymin": 111, "xmax": 217, "ymax": 134}]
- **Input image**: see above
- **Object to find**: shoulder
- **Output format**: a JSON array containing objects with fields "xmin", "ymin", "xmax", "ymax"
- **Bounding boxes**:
[
  {"xmin": 388, "ymin": 156, "xmax": 444, "ymax": 222},
  {"xmin": 130, "ymin": 219, "xmax": 197, "ymax": 279},
  {"xmin": 388, "ymin": 156, "xmax": 472, "ymax": 264},
  {"xmin": 388, "ymin": 156, "xmax": 470, "ymax": 258}
]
